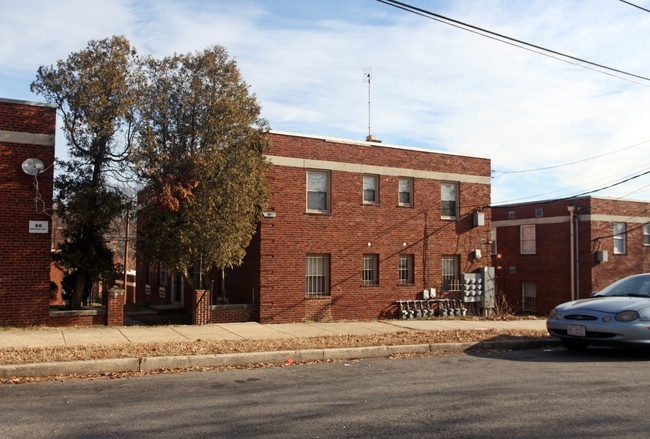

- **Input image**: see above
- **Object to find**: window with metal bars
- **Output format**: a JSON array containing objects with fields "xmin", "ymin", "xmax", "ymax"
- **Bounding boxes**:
[
  {"xmin": 362, "ymin": 254, "xmax": 379, "ymax": 285},
  {"xmin": 522, "ymin": 282, "xmax": 537, "ymax": 312},
  {"xmin": 398, "ymin": 254, "xmax": 414, "ymax": 285},
  {"xmin": 306, "ymin": 254, "xmax": 330, "ymax": 296},
  {"xmin": 442, "ymin": 255, "xmax": 460, "ymax": 292}
]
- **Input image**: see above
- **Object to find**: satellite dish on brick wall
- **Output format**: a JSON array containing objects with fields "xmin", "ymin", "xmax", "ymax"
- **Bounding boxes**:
[{"xmin": 21, "ymin": 158, "xmax": 44, "ymax": 175}]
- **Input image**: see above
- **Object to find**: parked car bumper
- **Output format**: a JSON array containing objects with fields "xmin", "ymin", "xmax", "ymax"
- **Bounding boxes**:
[{"xmin": 547, "ymin": 319, "xmax": 650, "ymax": 345}]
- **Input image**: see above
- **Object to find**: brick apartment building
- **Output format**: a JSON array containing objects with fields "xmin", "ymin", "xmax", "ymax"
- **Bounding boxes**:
[
  {"xmin": 137, "ymin": 130, "xmax": 493, "ymax": 323},
  {"xmin": 0, "ymin": 98, "xmax": 56, "ymax": 326},
  {"xmin": 492, "ymin": 196, "xmax": 650, "ymax": 316}
]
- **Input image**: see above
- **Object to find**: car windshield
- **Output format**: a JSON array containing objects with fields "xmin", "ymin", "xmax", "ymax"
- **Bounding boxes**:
[{"xmin": 597, "ymin": 275, "xmax": 650, "ymax": 297}]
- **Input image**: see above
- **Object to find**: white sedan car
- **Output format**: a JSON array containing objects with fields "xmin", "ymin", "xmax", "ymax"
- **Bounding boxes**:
[{"xmin": 547, "ymin": 273, "xmax": 650, "ymax": 350}]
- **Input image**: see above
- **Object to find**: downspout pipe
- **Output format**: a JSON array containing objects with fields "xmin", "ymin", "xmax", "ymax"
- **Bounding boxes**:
[
  {"xmin": 567, "ymin": 204, "xmax": 576, "ymax": 302},
  {"xmin": 574, "ymin": 211, "xmax": 580, "ymax": 299}
]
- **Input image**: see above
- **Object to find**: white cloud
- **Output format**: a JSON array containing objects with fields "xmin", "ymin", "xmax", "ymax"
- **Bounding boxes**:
[{"xmin": 2, "ymin": 0, "xmax": 650, "ymax": 203}]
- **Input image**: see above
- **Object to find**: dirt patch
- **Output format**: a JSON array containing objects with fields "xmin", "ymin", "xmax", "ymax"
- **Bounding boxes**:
[{"xmin": 0, "ymin": 329, "xmax": 548, "ymax": 365}]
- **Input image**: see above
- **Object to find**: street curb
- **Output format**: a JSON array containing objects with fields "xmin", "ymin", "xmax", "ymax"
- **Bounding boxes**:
[{"xmin": 0, "ymin": 338, "xmax": 560, "ymax": 379}]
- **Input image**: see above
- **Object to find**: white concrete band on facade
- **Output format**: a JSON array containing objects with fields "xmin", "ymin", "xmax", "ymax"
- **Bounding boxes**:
[
  {"xmin": 0, "ymin": 129, "xmax": 55, "ymax": 146},
  {"xmin": 0, "ymin": 97, "xmax": 56, "ymax": 108},
  {"xmin": 266, "ymin": 155, "xmax": 491, "ymax": 185},
  {"xmin": 492, "ymin": 214, "xmax": 650, "ymax": 228}
]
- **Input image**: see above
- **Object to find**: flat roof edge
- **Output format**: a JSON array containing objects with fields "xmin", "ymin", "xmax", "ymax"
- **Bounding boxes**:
[
  {"xmin": 492, "ymin": 195, "xmax": 650, "ymax": 208},
  {"xmin": 0, "ymin": 97, "xmax": 57, "ymax": 109},
  {"xmin": 268, "ymin": 130, "xmax": 490, "ymax": 160}
]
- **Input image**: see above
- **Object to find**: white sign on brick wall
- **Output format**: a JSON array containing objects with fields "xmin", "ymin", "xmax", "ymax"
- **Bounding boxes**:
[{"xmin": 29, "ymin": 221, "xmax": 48, "ymax": 234}]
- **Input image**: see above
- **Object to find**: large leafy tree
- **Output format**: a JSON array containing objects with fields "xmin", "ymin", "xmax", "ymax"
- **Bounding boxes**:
[
  {"xmin": 134, "ymin": 45, "xmax": 270, "ymax": 289},
  {"xmin": 31, "ymin": 36, "xmax": 141, "ymax": 309}
]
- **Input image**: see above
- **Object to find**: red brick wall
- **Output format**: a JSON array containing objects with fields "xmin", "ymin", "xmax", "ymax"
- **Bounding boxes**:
[
  {"xmin": 49, "ymin": 312, "xmax": 106, "ymax": 327},
  {"xmin": 590, "ymin": 198, "xmax": 650, "ymax": 291},
  {"xmin": 135, "ymin": 131, "xmax": 492, "ymax": 323},
  {"xmin": 211, "ymin": 304, "xmax": 256, "ymax": 323},
  {"xmin": 493, "ymin": 197, "xmax": 650, "ymax": 315},
  {"xmin": 0, "ymin": 99, "xmax": 56, "ymax": 327},
  {"xmin": 258, "ymin": 132, "xmax": 492, "ymax": 323}
]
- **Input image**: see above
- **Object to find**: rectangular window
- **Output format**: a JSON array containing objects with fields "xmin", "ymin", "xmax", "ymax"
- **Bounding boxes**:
[
  {"xmin": 307, "ymin": 170, "xmax": 329, "ymax": 213},
  {"xmin": 398, "ymin": 178, "xmax": 413, "ymax": 206},
  {"xmin": 399, "ymin": 254, "xmax": 414, "ymax": 285},
  {"xmin": 522, "ymin": 282, "xmax": 537, "ymax": 312},
  {"xmin": 306, "ymin": 254, "xmax": 330, "ymax": 297},
  {"xmin": 192, "ymin": 264, "xmax": 202, "ymax": 290},
  {"xmin": 520, "ymin": 225, "xmax": 536, "ymax": 254},
  {"xmin": 159, "ymin": 264, "xmax": 168, "ymax": 287},
  {"xmin": 441, "ymin": 182, "xmax": 458, "ymax": 219},
  {"xmin": 362, "ymin": 254, "xmax": 379, "ymax": 285},
  {"xmin": 363, "ymin": 175, "xmax": 379, "ymax": 204},
  {"xmin": 614, "ymin": 222, "xmax": 626, "ymax": 254},
  {"xmin": 442, "ymin": 255, "xmax": 460, "ymax": 292},
  {"xmin": 644, "ymin": 224, "xmax": 650, "ymax": 246}
]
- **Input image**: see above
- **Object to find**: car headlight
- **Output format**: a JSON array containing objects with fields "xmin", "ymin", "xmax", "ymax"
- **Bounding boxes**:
[
  {"xmin": 549, "ymin": 308, "xmax": 558, "ymax": 319},
  {"xmin": 615, "ymin": 310, "xmax": 640, "ymax": 322}
]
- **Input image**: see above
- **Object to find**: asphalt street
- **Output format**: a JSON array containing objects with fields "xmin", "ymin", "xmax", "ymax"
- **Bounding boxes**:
[{"xmin": 2, "ymin": 346, "xmax": 650, "ymax": 439}]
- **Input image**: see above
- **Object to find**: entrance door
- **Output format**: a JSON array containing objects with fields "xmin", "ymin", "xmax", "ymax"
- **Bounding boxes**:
[{"xmin": 172, "ymin": 274, "xmax": 184, "ymax": 306}]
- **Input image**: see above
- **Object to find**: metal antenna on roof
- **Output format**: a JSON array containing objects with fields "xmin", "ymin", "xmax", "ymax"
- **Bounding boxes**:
[
  {"xmin": 364, "ymin": 68, "xmax": 375, "ymax": 141},
  {"xmin": 366, "ymin": 71, "xmax": 371, "ymax": 138}
]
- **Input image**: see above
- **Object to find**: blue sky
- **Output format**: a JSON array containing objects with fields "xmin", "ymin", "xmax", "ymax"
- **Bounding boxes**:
[{"xmin": 3, "ymin": 0, "xmax": 650, "ymax": 205}]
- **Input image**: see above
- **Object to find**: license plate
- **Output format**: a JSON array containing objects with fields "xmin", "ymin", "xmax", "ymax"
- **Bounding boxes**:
[{"xmin": 567, "ymin": 325, "xmax": 586, "ymax": 337}]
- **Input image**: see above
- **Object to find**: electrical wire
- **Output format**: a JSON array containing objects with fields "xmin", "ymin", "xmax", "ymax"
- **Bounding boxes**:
[
  {"xmin": 492, "ymin": 162, "xmax": 650, "ymax": 205},
  {"xmin": 619, "ymin": 0, "xmax": 650, "ymax": 14},
  {"xmin": 593, "ymin": 221, "xmax": 648, "ymax": 242},
  {"xmin": 377, "ymin": 0, "xmax": 650, "ymax": 87},
  {"xmin": 491, "ymin": 166, "xmax": 650, "ymax": 208},
  {"xmin": 492, "ymin": 139, "xmax": 650, "ymax": 176}
]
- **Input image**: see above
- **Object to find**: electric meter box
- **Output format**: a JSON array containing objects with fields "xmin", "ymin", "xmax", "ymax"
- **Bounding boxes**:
[{"xmin": 462, "ymin": 273, "xmax": 483, "ymax": 303}]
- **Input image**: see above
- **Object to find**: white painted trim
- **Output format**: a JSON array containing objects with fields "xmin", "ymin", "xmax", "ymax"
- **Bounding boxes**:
[
  {"xmin": 268, "ymin": 129, "xmax": 490, "ymax": 160},
  {"xmin": 266, "ymin": 155, "xmax": 491, "ymax": 185},
  {"xmin": 492, "ymin": 216, "xmax": 570, "ymax": 227},
  {"xmin": 493, "ymin": 214, "xmax": 650, "ymax": 228},
  {"xmin": 584, "ymin": 214, "xmax": 650, "ymax": 224},
  {"xmin": 0, "ymin": 97, "xmax": 56, "ymax": 108},
  {"xmin": 0, "ymin": 129, "xmax": 54, "ymax": 146}
]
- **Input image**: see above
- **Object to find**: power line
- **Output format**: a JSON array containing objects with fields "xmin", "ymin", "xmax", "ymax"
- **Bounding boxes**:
[
  {"xmin": 492, "ymin": 162, "xmax": 650, "ymax": 205},
  {"xmin": 491, "ymin": 166, "xmax": 650, "ymax": 207},
  {"xmin": 492, "ymin": 139, "xmax": 650, "ymax": 175},
  {"xmin": 619, "ymin": 0, "xmax": 650, "ymax": 14},
  {"xmin": 377, "ymin": 0, "xmax": 650, "ymax": 87}
]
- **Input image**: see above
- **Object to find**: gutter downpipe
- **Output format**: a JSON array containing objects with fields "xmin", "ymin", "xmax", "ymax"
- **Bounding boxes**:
[
  {"xmin": 575, "ymin": 211, "xmax": 580, "ymax": 299},
  {"xmin": 567, "ymin": 204, "xmax": 576, "ymax": 302}
]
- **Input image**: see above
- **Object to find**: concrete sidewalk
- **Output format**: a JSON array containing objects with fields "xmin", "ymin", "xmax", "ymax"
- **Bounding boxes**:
[
  {"xmin": 0, "ymin": 319, "xmax": 548, "ymax": 349},
  {"xmin": 0, "ymin": 319, "xmax": 555, "ymax": 379}
]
